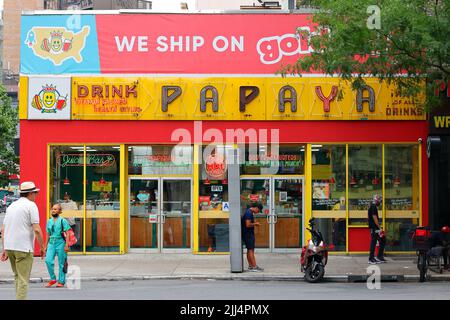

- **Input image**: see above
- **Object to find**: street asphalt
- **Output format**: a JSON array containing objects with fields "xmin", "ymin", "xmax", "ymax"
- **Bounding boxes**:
[{"xmin": 0, "ymin": 279, "xmax": 449, "ymax": 300}]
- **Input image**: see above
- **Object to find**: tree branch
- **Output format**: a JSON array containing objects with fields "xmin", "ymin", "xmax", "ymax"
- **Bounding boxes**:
[{"xmin": 378, "ymin": 30, "xmax": 449, "ymax": 76}]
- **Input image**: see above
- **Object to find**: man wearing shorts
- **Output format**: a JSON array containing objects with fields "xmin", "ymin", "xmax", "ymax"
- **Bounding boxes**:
[{"xmin": 242, "ymin": 203, "xmax": 264, "ymax": 272}]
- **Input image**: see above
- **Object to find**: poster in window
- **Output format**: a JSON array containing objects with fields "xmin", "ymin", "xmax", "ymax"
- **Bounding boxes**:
[
  {"xmin": 199, "ymin": 196, "xmax": 211, "ymax": 210},
  {"xmin": 312, "ymin": 182, "xmax": 330, "ymax": 199},
  {"xmin": 92, "ymin": 181, "xmax": 112, "ymax": 192},
  {"xmin": 279, "ymin": 191, "xmax": 288, "ymax": 202},
  {"xmin": 211, "ymin": 185, "xmax": 223, "ymax": 192}
]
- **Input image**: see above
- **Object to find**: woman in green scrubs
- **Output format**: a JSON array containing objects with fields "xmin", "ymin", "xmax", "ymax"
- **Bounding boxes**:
[{"xmin": 44, "ymin": 204, "xmax": 70, "ymax": 288}]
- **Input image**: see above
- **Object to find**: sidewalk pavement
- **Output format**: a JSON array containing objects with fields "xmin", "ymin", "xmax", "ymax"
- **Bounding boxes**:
[{"xmin": 0, "ymin": 253, "xmax": 449, "ymax": 284}]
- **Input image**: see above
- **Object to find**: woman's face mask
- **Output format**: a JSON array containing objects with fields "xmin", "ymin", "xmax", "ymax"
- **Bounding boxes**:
[
  {"xmin": 137, "ymin": 193, "xmax": 149, "ymax": 202},
  {"xmin": 51, "ymin": 213, "xmax": 59, "ymax": 218}
]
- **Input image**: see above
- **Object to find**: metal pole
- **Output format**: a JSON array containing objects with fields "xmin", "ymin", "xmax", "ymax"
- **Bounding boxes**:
[
  {"xmin": 228, "ymin": 147, "xmax": 243, "ymax": 273},
  {"xmin": 288, "ymin": 0, "xmax": 295, "ymax": 11}
]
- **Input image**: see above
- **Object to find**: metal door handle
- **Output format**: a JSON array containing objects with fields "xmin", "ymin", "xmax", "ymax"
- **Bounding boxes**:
[
  {"xmin": 271, "ymin": 208, "xmax": 276, "ymax": 224},
  {"xmin": 267, "ymin": 214, "xmax": 276, "ymax": 224},
  {"xmin": 273, "ymin": 214, "xmax": 278, "ymax": 223}
]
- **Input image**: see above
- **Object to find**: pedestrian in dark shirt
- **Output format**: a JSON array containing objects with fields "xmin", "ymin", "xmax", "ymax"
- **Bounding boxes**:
[
  {"xmin": 242, "ymin": 203, "xmax": 264, "ymax": 272},
  {"xmin": 368, "ymin": 194, "xmax": 387, "ymax": 264}
]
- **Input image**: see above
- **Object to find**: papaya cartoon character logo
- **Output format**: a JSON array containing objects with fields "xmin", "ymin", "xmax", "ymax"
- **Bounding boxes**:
[
  {"xmin": 41, "ymin": 30, "xmax": 72, "ymax": 53},
  {"xmin": 41, "ymin": 31, "xmax": 67, "ymax": 54},
  {"xmin": 31, "ymin": 84, "xmax": 67, "ymax": 113},
  {"xmin": 25, "ymin": 26, "xmax": 90, "ymax": 66}
]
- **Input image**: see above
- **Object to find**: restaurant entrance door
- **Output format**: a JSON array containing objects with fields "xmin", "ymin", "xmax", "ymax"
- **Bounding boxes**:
[
  {"xmin": 240, "ymin": 177, "xmax": 304, "ymax": 252},
  {"xmin": 128, "ymin": 178, "xmax": 192, "ymax": 252}
]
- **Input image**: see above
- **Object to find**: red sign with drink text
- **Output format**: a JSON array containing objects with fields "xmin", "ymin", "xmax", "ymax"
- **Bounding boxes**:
[{"xmin": 96, "ymin": 14, "xmax": 315, "ymax": 74}]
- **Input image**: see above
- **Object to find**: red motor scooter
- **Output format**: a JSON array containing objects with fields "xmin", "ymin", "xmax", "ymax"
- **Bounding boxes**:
[{"xmin": 300, "ymin": 218, "xmax": 334, "ymax": 283}]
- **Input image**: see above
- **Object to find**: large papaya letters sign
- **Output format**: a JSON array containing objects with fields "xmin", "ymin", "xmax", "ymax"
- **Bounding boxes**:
[{"xmin": 21, "ymin": 76, "xmax": 425, "ymax": 121}]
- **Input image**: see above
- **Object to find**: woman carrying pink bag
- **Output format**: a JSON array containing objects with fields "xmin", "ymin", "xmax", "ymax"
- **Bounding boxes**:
[{"xmin": 44, "ymin": 204, "xmax": 77, "ymax": 288}]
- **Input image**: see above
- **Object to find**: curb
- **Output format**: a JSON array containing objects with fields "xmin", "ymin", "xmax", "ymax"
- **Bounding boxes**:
[
  {"xmin": 66, "ymin": 275, "xmax": 310, "ymax": 282},
  {"xmin": 0, "ymin": 277, "xmax": 44, "ymax": 284},
  {"xmin": 0, "ymin": 274, "xmax": 449, "ymax": 284},
  {"xmin": 348, "ymin": 275, "xmax": 405, "ymax": 282}
]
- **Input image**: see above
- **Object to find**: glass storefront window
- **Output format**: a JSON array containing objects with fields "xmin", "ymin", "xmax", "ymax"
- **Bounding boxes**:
[
  {"xmin": 50, "ymin": 145, "xmax": 121, "ymax": 253},
  {"xmin": 128, "ymin": 144, "xmax": 193, "ymax": 251},
  {"xmin": 128, "ymin": 145, "xmax": 193, "ymax": 175},
  {"xmin": 311, "ymin": 145, "xmax": 346, "ymax": 251},
  {"xmin": 348, "ymin": 145, "xmax": 382, "ymax": 226},
  {"xmin": 85, "ymin": 146, "xmax": 120, "ymax": 252},
  {"xmin": 241, "ymin": 144, "xmax": 305, "ymax": 175},
  {"xmin": 50, "ymin": 142, "xmax": 421, "ymax": 254},
  {"xmin": 198, "ymin": 145, "xmax": 230, "ymax": 252},
  {"xmin": 385, "ymin": 145, "xmax": 420, "ymax": 251},
  {"xmin": 50, "ymin": 146, "xmax": 85, "ymax": 252}
]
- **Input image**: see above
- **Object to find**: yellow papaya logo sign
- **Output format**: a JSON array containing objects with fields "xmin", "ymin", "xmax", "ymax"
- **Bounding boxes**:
[
  {"xmin": 24, "ymin": 26, "xmax": 90, "ymax": 66},
  {"xmin": 31, "ymin": 84, "xmax": 67, "ymax": 113}
]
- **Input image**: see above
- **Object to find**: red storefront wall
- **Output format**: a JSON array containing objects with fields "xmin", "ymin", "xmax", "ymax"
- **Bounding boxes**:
[{"xmin": 20, "ymin": 120, "xmax": 429, "ymax": 255}]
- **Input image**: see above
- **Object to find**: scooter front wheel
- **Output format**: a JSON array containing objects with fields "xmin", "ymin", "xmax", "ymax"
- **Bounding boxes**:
[{"xmin": 305, "ymin": 264, "xmax": 325, "ymax": 283}]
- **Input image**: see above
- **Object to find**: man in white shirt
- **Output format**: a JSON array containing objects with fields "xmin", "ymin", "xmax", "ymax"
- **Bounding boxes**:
[{"xmin": 1, "ymin": 182, "xmax": 45, "ymax": 300}]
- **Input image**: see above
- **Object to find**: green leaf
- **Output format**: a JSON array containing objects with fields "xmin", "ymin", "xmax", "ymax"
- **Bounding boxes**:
[{"xmin": 0, "ymin": 83, "xmax": 19, "ymax": 187}]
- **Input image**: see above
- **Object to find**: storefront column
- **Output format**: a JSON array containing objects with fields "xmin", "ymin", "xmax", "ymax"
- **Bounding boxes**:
[
  {"xmin": 419, "ymin": 142, "xmax": 423, "ymax": 226},
  {"xmin": 304, "ymin": 144, "xmax": 312, "ymax": 247},
  {"xmin": 18, "ymin": 77, "xmax": 27, "ymax": 119},
  {"xmin": 345, "ymin": 144, "xmax": 349, "ymax": 253},
  {"xmin": 120, "ymin": 144, "xmax": 127, "ymax": 254},
  {"xmin": 382, "ymin": 144, "xmax": 386, "ymax": 231},
  {"xmin": 193, "ymin": 144, "xmax": 200, "ymax": 253},
  {"xmin": 83, "ymin": 146, "xmax": 87, "ymax": 253}
]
